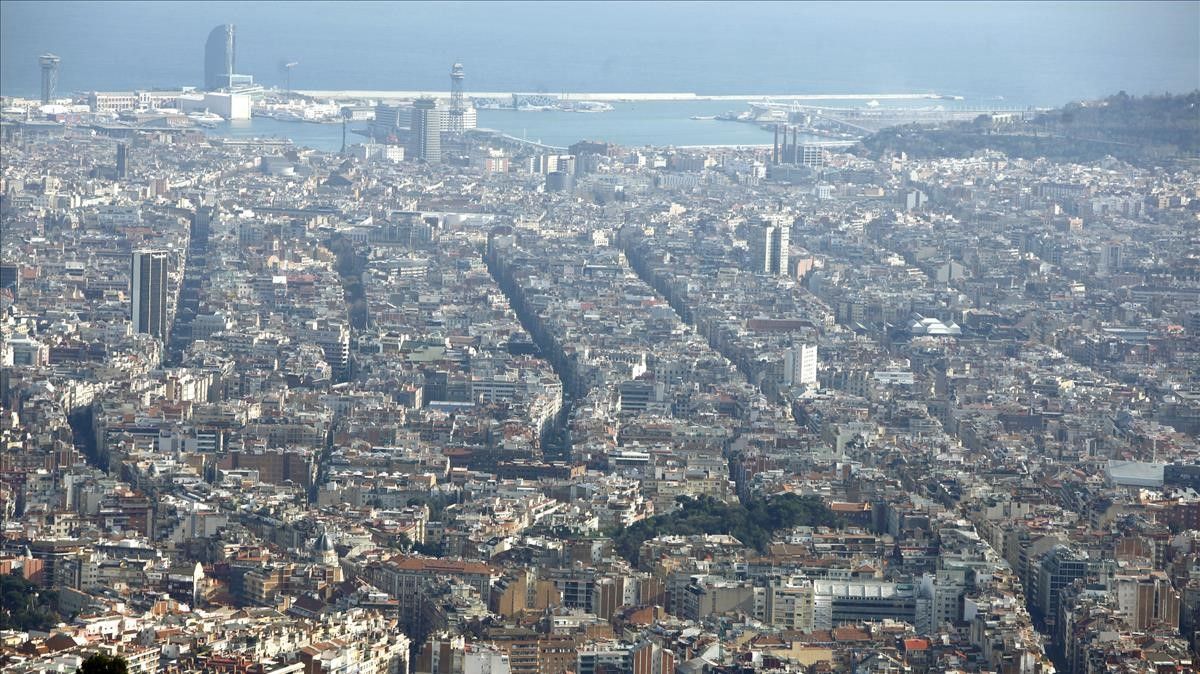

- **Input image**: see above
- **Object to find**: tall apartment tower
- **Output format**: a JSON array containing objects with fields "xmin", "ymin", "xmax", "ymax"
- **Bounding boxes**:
[
  {"xmin": 784, "ymin": 343, "xmax": 818, "ymax": 387},
  {"xmin": 131, "ymin": 250, "xmax": 169, "ymax": 339},
  {"xmin": 115, "ymin": 142, "xmax": 128, "ymax": 179},
  {"xmin": 1101, "ymin": 241, "xmax": 1122, "ymax": 275},
  {"xmin": 1111, "ymin": 571, "xmax": 1180, "ymax": 631},
  {"xmin": 0, "ymin": 263, "xmax": 19, "ymax": 299},
  {"xmin": 747, "ymin": 218, "xmax": 790, "ymax": 276},
  {"xmin": 408, "ymin": 97, "xmax": 443, "ymax": 163},
  {"xmin": 191, "ymin": 205, "xmax": 216, "ymax": 245}
]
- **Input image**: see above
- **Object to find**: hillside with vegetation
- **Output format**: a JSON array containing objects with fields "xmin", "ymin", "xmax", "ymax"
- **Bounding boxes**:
[
  {"xmin": 612, "ymin": 494, "xmax": 842, "ymax": 564},
  {"xmin": 0, "ymin": 573, "xmax": 64, "ymax": 632},
  {"xmin": 860, "ymin": 91, "xmax": 1199, "ymax": 166}
]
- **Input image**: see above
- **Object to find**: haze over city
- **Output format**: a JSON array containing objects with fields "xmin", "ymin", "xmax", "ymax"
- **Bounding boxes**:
[
  {"xmin": 2, "ymin": 1, "xmax": 1198, "ymax": 103},
  {"xmin": 1, "ymin": 2, "xmax": 1199, "ymax": 674}
]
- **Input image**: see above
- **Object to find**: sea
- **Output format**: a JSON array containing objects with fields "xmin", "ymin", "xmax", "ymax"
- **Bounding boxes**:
[
  {"xmin": 209, "ymin": 96, "xmax": 1022, "ymax": 153},
  {"xmin": 212, "ymin": 99, "xmax": 856, "ymax": 153},
  {"xmin": 2, "ymin": 2, "xmax": 1196, "ymax": 152}
]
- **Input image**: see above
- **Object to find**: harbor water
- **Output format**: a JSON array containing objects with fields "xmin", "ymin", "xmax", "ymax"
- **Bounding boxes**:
[{"xmin": 209, "ymin": 98, "xmax": 943, "ymax": 153}]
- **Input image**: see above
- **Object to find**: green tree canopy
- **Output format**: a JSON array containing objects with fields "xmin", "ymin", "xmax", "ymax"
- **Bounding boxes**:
[
  {"xmin": 860, "ymin": 91, "xmax": 1200, "ymax": 166},
  {"xmin": 78, "ymin": 653, "xmax": 128, "ymax": 674},
  {"xmin": 611, "ymin": 493, "xmax": 843, "ymax": 565},
  {"xmin": 0, "ymin": 572, "xmax": 62, "ymax": 632}
]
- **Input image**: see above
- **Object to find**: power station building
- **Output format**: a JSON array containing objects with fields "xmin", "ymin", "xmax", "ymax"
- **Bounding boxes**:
[{"xmin": 772, "ymin": 124, "xmax": 826, "ymax": 168}]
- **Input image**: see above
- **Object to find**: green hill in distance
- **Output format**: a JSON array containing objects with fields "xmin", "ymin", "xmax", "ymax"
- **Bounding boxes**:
[{"xmin": 860, "ymin": 91, "xmax": 1200, "ymax": 166}]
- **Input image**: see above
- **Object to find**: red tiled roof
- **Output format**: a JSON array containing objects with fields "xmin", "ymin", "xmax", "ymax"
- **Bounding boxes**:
[
  {"xmin": 385, "ymin": 554, "xmax": 494, "ymax": 575},
  {"xmin": 831, "ymin": 627, "xmax": 870, "ymax": 642}
]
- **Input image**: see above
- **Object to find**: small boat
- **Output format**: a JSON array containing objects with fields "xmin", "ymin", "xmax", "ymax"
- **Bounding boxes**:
[
  {"xmin": 690, "ymin": 115, "xmax": 716, "ymax": 120},
  {"xmin": 187, "ymin": 110, "xmax": 224, "ymax": 127}
]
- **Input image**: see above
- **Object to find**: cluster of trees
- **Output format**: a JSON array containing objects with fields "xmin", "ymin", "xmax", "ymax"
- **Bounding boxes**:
[
  {"xmin": 1, "ymin": 574, "xmax": 124, "ymax": 673},
  {"xmin": 861, "ymin": 91, "xmax": 1199, "ymax": 166},
  {"xmin": 396, "ymin": 532, "xmax": 446, "ymax": 557},
  {"xmin": 325, "ymin": 233, "xmax": 369, "ymax": 331},
  {"xmin": 522, "ymin": 524, "xmax": 581, "ymax": 540},
  {"xmin": 0, "ymin": 572, "xmax": 63, "ymax": 632},
  {"xmin": 362, "ymin": 494, "xmax": 469, "ymax": 557},
  {"xmin": 612, "ymin": 494, "xmax": 842, "ymax": 564},
  {"xmin": 1043, "ymin": 91, "xmax": 1200, "ymax": 154},
  {"xmin": 78, "ymin": 655, "xmax": 128, "ymax": 674}
]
